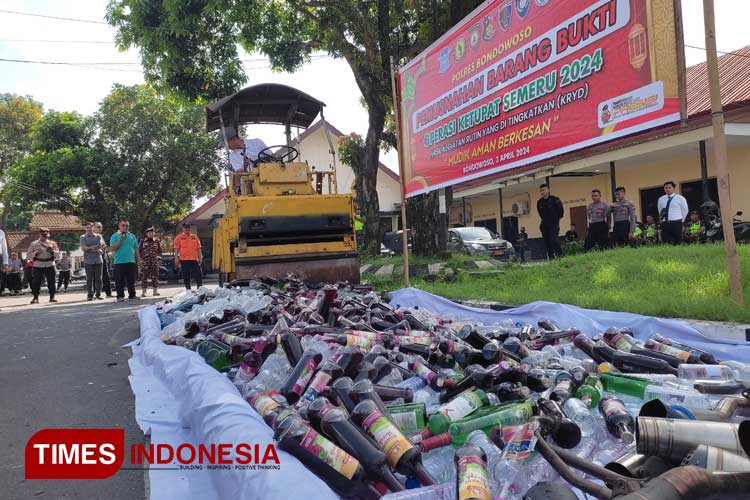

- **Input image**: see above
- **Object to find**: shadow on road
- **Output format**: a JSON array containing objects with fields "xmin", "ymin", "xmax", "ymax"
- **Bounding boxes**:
[{"xmin": 0, "ymin": 298, "xmax": 150, "ymax": 500}]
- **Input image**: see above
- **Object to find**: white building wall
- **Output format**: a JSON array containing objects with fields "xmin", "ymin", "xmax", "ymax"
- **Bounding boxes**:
[{"xmin": 297, "ymin": 125, "xmax": 400, "ymax": 212}]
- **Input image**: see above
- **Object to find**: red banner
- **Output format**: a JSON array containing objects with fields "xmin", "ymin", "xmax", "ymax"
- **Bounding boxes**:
[{"xmin": 398, "ymin": 0, "xmax": 682, "ymax": 197}]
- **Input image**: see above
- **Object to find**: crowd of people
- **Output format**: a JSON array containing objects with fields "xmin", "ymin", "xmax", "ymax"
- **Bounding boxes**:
[
  {"xmin": 528, "ymin": 180, "xmax": 705, "ymax": 260},
  {"xmin": 0, "ymin": 221, "xmax": 205, "ymax": 305}
]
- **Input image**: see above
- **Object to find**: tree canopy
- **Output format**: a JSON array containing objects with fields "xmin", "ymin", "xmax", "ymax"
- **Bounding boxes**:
[
  {"xmin": 107, "ymin": 0, "xmax": 482, "ymax": 253},
  {"xmin": 3, "ymin": 84, "xmax": 221, "ymax": 235}
]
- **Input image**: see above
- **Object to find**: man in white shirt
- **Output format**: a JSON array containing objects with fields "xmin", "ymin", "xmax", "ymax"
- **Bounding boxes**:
[
  {"xmin": 657, "ymin": 181, "xmax": 690, "ymax": 244},
  {"xmin": 224, "ymin": 126, "xmax": 267, "ymax": 172}
]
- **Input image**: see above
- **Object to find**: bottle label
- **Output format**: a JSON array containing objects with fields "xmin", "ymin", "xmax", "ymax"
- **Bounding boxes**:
[
  {"xmin": 554, "ymin": 379, "xmax": 573, "ymax": 395},
  {"xmin": 362, "ymin": 412, "xmax": 414, "ymax": 467},
  {"xmin": 388, "ymin": 409, "xmax": 420, "ymax": 432},
  {"xmin": 413, "ymin": 361, "xmax": 436, "ymax": 384},
  {"xmin": 610, "ymin": 334, "xmax": 632, "ymax": 352},
  {"xmin": 301, "ymin": 371, "xmax": 332, "ymax": 402},
  {"xmin": 600, "ymin": 398, "xmax": 628, "ymax": 418},
  {"xmin": 500, "ymin": 420, "xmax": 539, "ymax": 461},
  {"xmin": 439, "ymin": 391, "xmax": 481, "ymax": 422},
  {"xmin": 395, "ymin": 336, "xmax": 433, "ymax": 346},
  {"xmin": 457, "ymin": 455, "xmax": 491, "ymax": 500},
  {"xmin": 688, "ymin": 365, "xmax": 723, "ymax": 379},
  {"xmin": 300, "ymin": 428, "xmax": 359, "ymax": 480},
  {"xmin": 292, "ymin": 359, "xmax": 319, "ymax": 396},
  {"xmin": 650, "ymin": 342, "xmax": 690, "ymax": 362},
  {"xmin": 350, "ymin": 330, "xmax": 378, "ymax": 341},
  {"xmin": 252, "ymin": 395, "xmax": 280, "ymax": 417},
  {"xmin": 346, "ymin": 335, "xmax": 372, "ymax": 349}
]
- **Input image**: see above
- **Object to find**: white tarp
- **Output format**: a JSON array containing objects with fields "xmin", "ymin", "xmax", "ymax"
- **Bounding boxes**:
[{"xmin": 129, "ymin": 305, "xmax": 338, "ymax": 500}]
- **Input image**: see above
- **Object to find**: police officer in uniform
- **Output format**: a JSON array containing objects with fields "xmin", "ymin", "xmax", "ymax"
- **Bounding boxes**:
[
  {"xmin": 611, "ymin": 186, "xmax": 637, "ymax": 246},
  {"xmin": 584, "ymin": 189, "xmax": 610, "ymax": 252}
]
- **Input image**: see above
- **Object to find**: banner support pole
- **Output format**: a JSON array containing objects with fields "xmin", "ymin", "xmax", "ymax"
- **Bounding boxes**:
[
  {"xmin": 390, "ymin": 56, "xmax": 410, "ymax": 287},
  {"xmin": 703, "ymin": 0, "xmax": 743, "ymax": 304}
]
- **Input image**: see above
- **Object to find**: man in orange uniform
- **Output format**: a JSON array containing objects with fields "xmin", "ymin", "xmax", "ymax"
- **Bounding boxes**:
[{"xmin": 174, "ymin": 222, "xmax": 203, "ymax": 290}]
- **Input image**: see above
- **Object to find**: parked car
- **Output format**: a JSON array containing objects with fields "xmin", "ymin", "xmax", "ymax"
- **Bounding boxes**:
[
  {"xmin": 448, "ymin": 227, "xmax": 514, "ymax": 260},
  {"xmin": 71, "ymin": 268, "xmax": 87, "ymax": 281}
]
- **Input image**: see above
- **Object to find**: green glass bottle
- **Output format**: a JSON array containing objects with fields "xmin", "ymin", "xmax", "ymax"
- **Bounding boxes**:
[
  {"xmin": 575, "ymin": 375, "xmax": 604, "ymax": 407},
  {"xmin": 427, "ymin": 389, "xmax": 490, "ymax": 436},
  {"xmin": 387, "ymin": 402, "xmax": 427, "ymax": 433},
  {"xmin": 600, "ymin": 373, "xmax": 649, "ymax": 399},
  {"xmin": 448, "ymin": 400, "xmax": 534, "ymax": 447}
]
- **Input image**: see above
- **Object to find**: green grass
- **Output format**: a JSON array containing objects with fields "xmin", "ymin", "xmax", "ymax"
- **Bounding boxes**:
[
  {"xmin": 362, "ymin": 253, "xmax": 491, "ymax": 267},
  {"xmin": 364, "ymin": 244, "xmax": 750, "ymax": 323}
]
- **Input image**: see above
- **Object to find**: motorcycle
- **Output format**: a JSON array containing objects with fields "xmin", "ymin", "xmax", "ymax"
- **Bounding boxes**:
[{"xmin": 701, "ymin": 201, "xmax": 750, "ymax": 243}]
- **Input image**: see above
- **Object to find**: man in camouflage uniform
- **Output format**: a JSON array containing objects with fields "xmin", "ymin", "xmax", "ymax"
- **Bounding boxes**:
[{"xmin": 139, "ymin": 227, "xmax": 162, "ymax": 297}]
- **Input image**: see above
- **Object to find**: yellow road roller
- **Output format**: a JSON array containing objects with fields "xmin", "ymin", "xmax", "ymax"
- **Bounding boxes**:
[{"xmin": 206, "ymin": 84, "xmax": 359, "ymax": 284}]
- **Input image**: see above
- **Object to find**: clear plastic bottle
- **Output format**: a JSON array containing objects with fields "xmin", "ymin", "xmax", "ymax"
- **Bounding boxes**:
[
  {"xmin": 249, "ymin": 352, "xmax": 291, "ymax": 391},
  {"xmin": 413, "ymin": 388, "xmax": 441, "ymax": 409},
  {"xmin": 677, "ymin": 364, "xmax": 733, "ymax": 382},
  {"xmin": 562, "ymin": 397, "xmax": 600, "ymax": 438},
  {"xmin": 421, "ymin": 444, "xmax": 456, "ymax": 485},
  {"xmin": 643, "ymin": 384, "xmax": 712, "ymax": 408}
]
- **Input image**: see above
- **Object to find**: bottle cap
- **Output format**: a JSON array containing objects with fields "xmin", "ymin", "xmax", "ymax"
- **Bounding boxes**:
[{"xmin": 420, "ymin": 432, "xmax": 452, "ymax": 452}]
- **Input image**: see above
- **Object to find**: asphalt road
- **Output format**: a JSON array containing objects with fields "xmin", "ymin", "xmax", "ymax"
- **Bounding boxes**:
[{"xmin": 0, "ymin": 295, "xmax": 166, "ymax": 499}]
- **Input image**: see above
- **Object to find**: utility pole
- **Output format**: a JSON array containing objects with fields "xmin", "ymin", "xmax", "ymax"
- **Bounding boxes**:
[{"xmin": 703, "ymin": 0, "xmax": 743, "ymax": 304}]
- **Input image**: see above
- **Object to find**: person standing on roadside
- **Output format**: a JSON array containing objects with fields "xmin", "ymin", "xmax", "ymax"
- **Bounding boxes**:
[
  {"xmin": 610, "ymin": 187, "xmax": 637, "ymax": 246},
  {"xmin": 516, "ymin": 227, "xmax": 528, "ymax": 263},
  {"xmin": 7, "ymin": 252, "xmax": 23, "ymax": 295},
  {"xmin": 657, "ymin": 181, "xmax": 689, "ymax": 245},
  {"xmin": 536, "ymin": 184, "xmax": 564, "ymax": 259},
  {"xmin": 584, "ymin": 189, "xmax": 610, "ymax": 252},
  {"xmin": 28, "ymin": 227, "xmax": 59, "ymax": 304},
  {"xmin": 93, "ymin": 222, "xmax": 113, "ymax": 297},
  {"xmin": 174, "ymin": 222, "xmax": 203, "ymax": 290},
  {"xmin": 109, "ymin": 220, "xmax": 140, "ymax": 302},
  {"xmin": 56, "ymin": 252, "xmax": 72, "ymax": 292},
  {"xmin": 139, "ymin": 227, "xmax": 162, "ymax": 297},
  {"xmin": 80, "ymin": 222, "xmax": 105, "ymax": 301}
]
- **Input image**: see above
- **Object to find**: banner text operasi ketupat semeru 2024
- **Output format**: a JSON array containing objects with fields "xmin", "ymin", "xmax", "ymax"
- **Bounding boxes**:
[{"xmin": 398, "ymin": 0, "xmax": 683, "ymax": 197}]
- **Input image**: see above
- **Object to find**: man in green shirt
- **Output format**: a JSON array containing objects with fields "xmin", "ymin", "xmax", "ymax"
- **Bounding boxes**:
[{"xmin": 109, "ymin": 220, "xmax": 140, "ymax": 302}]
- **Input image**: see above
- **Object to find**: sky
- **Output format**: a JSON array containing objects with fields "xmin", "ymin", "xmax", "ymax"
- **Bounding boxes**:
[{"xmin": 1, "ymin": 0, "xmax": 749, "ymax": 177}]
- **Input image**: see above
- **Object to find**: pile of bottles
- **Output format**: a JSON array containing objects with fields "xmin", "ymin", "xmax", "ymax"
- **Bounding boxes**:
[{"xmin": 158, "ymin": 280, "xmax": 750, "ymax": 500}]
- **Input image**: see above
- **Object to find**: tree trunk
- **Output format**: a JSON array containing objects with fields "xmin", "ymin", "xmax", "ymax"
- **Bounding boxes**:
[
  {"xmin": 361, "ymin": 106, "xmax": 384, "ymax": 256},
  {"xmin": 408, "ymin": 192, "xmax": 440, "ymax": 256}
]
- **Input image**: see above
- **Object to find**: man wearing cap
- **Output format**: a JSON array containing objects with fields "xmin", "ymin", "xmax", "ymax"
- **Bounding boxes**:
[
  {"xmin": 225, "ymin": 127, "xmax": 267, "ymax": 172},
  {"xmin": 110, "ymin": 220, "xmax": 140, "ymax": 302},
  {"xmin": 174, "ymin": 222, "xmax": 203, "ymax": 290},
  {"xmin": 139, "ymin": 227, "xmax": 162, "ymax": 297},
  {"xmin": 27, "ymin": 227, "xmax": 60, "ymax": 304}
]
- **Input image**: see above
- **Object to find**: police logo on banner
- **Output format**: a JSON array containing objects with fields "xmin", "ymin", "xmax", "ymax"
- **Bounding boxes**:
[
  {"xmin": 438, "ymin": 46, "xmax": 452, "ymax": 73},
  {"xmin": 499, "ymin": 0, "xmax": 513, "ymax": 32},
  {"xmin": 515, "ymin": 0, "xmax": 531, "ymax": 19},
  {"xmin": 469, "ymin": 22, "xmax": 481, "ymax": 49},
  {"xmin": 455, "ymin": 36, "xmax": 466, "ymax": 61},
  {"xmin": 483, "ymin": 13, "xmax": 497, "ymax": 41},
  {"xmin": 534, "ymin": 0, "xmax": 550, "ymax": 6}
]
